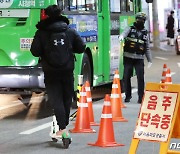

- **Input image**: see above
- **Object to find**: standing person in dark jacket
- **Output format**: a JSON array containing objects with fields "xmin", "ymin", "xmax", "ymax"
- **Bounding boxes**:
[
  {"xmin": 119, "ymin": 12, "xmax": 152, "ymax": 104},
  {"xmin": 30, "ymin": 5, "xmax": 85, "ymax": 140},
  {"xmin": 166, "ymin": 10, "xmax": 175, "ymax": 46}
]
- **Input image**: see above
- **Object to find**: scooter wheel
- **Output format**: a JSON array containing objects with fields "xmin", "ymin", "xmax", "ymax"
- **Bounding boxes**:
[{"xmin": 62, "ymin": 138, "xmax": 71, "ymax": 149}]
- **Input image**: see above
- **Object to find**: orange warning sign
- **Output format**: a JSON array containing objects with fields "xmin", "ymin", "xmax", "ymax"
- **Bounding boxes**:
[
  {"xmin": 134, "ymin": 91, "xmax": 178, "ymax": 142},
  {"xmin": 129, "ymin": 82, "xmax": 180, "ymax": 154}
]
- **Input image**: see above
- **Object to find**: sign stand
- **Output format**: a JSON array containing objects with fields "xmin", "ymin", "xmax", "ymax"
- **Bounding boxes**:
[{"xmin": 129, "ymin": 82, "xmax": 180, "ymax": 154}]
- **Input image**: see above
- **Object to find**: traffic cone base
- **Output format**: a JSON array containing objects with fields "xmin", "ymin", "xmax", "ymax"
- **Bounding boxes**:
[
  {"xmin": 73, "ymin": 121, "xmax": 99, "ymax": 126},
  {"xmin": 121, "ymin": 104, "xmax": 127, "ymax": 108},
  {"xmin": 112, "ymin": 117, "xmax": 128, "ymax": 122},
  {"xmin": 70, "ymin": 128, "xmax": 96, "ymax": 133},
  {"xmin": 88, "ymin": 142, "xmax": 124, "ymax": 147}
]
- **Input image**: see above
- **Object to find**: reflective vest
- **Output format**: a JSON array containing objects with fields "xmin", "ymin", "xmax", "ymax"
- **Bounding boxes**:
[{"xmin": 124, "ymin": 26, "xmax": 148, "ymax": 55}]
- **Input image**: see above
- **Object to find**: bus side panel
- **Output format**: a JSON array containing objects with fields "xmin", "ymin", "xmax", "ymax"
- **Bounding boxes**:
[
  {"xmin": 0, "ymin": 0, "xmax": 57, "ymax": 9},
  {"xmin": 0, "ymin": 50, "xmax": 13, "ymax": 66},
  {"xmin": 0, "ymin": 9, "xmax": 40, "ymax": 66}
]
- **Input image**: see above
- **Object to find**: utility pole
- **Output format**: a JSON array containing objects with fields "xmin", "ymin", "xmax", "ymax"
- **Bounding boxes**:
[{"xmin": 152, "ymin": 0, "xmax": 160, "ymax": 50}]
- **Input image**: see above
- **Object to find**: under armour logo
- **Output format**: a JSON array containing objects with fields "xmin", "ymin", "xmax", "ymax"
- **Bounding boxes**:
[{"xmin": 54, "ymin": 39, "xmax": 64, "ymax": 46}]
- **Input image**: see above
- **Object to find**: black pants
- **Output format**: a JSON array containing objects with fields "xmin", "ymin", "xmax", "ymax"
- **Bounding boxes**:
[
  {"xmin": 45, "ymin": 71, "xmax": 74, "ymax": 130},
  {"xmin": 123, "ymin": 57, "xmax": 144, "ymax": 102}
]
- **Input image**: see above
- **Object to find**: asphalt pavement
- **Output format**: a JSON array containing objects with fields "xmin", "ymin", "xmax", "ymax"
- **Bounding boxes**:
[{"xmin": 0, "ymin": 41, "xmax": 180, "ymax": 154}]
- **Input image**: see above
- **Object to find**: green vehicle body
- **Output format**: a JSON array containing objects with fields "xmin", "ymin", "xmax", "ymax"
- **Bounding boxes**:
[{"xmin": 0, "ymin": 0, "xmax": 144, "ymax": 93}]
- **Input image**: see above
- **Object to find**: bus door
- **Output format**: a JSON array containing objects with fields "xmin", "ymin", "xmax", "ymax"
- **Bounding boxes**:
[
  {"xmin": 111, "ymin": 0, "xmax": 134, "ymax": 79},
  {"xmin": 109, "ymin": 0, "xmax": 121, "ymax": 80},
  {"xmin": 97, "ymin": 0, "xmax": 111, "ymax": 82}
]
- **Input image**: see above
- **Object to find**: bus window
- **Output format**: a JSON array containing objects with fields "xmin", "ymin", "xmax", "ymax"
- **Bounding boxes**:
[
  {"xmin": 69, "ymin": 0, "xmax": 77, "ymax": 11},
  {"xmin": 137, "ymin": 0, "xmax": 141, "ymax": 12},
  {"xmin": 77, "ymin": 0, "xmax": 96, "ymax": 11},
  {"xmin": 110, "ymin": 0, "xmax": 120, "ymax": 13},
  {"xmin": 127, "ymin": 0, "xmax": 133, "ymax": 12},
  {"xmin": 86, "ymin": 0, "xmax": 96, "ymax": 11},
  {"xmin": 120, "ymin": 0, "xmax": 126, "ymax": 12},
  {"xmin": 77, "ymin": 0, "xmax": 86, "ymax": 10},
  {"xmin": 63, "ymin": 0, "xmax": 96, "ymax": 12},
  {"xmin": 98, "ymin": 0, "xmax": 102, "ymax": 13},
  {"xmin": 120, "ymin": 0, "xmax": 133, "ymax": 12},
  {"xmin": 57, "ymin": 0, "xmax": 70, "ymax": 11},
  {"xmin": 57, "ymin": 0, "xmax": 65, "ymax": 11}
]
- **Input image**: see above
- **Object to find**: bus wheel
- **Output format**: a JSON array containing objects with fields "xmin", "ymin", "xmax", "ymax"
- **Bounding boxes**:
[
  {"xmin": 71, "ymin": 53, "xmax": 92, "ymax": 109},
  {"xmin": 81, "ymin": 53, "xmax": 92, "ymax": 85}
]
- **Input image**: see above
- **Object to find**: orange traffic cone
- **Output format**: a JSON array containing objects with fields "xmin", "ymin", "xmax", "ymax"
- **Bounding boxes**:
[
  {"xmin": 70, "ymin": 85, "xmax": 96, "ymax": 133},
  {"xmin": 88, "ymin": 94, "xmax": 124, "ymax": 147},
  {"xmin": 161, "ymin": 64, "xmax": 168, "ymax": 83},
  {"xmin": 165, "ymin": 68, "xmax": 172, "ymax": 84},
  {"xmin": 111, "ymin": 79, "xmax": 128, "ymax": 122},
  {"xmin": 114, "ymin": 70, "xmax": 126, "ymax": 108},
  {"xmin": 85, "ymin": 81, "xmax": 99, "ymax": 126}
]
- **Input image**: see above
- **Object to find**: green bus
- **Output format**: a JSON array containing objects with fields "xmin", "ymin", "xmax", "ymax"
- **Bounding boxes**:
[{"xmin": 0, "ymin": 0, "xmax": 152, "ymax": 95}]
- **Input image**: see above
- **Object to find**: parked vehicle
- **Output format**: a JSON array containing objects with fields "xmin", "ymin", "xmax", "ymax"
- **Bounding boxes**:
[{"xmin": 175, "ymin": 29, "xmax": 180, "ymax": 55}]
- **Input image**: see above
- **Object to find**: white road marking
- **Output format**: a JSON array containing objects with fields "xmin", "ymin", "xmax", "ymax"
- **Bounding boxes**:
[
  {"xmin": 155, "ymin": 57, "xmax": 168, "ymax": 60},
  {"xmin": 19, "ymin": 122, "xmax": 51, "ymax": 135},
  {"xmin": 178, "ymin": 63, "xmax": 180, "ymax": 67}
]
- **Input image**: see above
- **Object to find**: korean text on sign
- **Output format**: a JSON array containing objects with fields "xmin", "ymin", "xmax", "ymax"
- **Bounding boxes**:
[
  {"xmin": 134, "ymin": 91, "xmax": 177, "ymax": 142},
  {"xmin": 20, "ymin": 38, "xmax": 33, "ymax": 51}
]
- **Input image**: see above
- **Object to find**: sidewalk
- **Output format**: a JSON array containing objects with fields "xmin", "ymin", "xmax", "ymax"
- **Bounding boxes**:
[
  {"xmin": 159, "ymin": 41, "xmax": 176, "ymax": 52},
  {"xmin": 150, "ymin": 41, "xmax": 176, "ymax": 53}
]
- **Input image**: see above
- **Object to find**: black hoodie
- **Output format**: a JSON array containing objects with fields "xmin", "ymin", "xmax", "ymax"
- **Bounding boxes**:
[
  {"xmin": 30, "ymin": 16, "xmax": 85, "ymax": 75},
  {"xmin": 36, "ymin": 16, "xmax": 69, "ymax": 31}
]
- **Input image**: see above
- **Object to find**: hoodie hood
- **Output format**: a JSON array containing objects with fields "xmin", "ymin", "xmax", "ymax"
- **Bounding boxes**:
[{"xmin": 36, "ymin": 15, "xmax": 69, "ymax": 32}]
